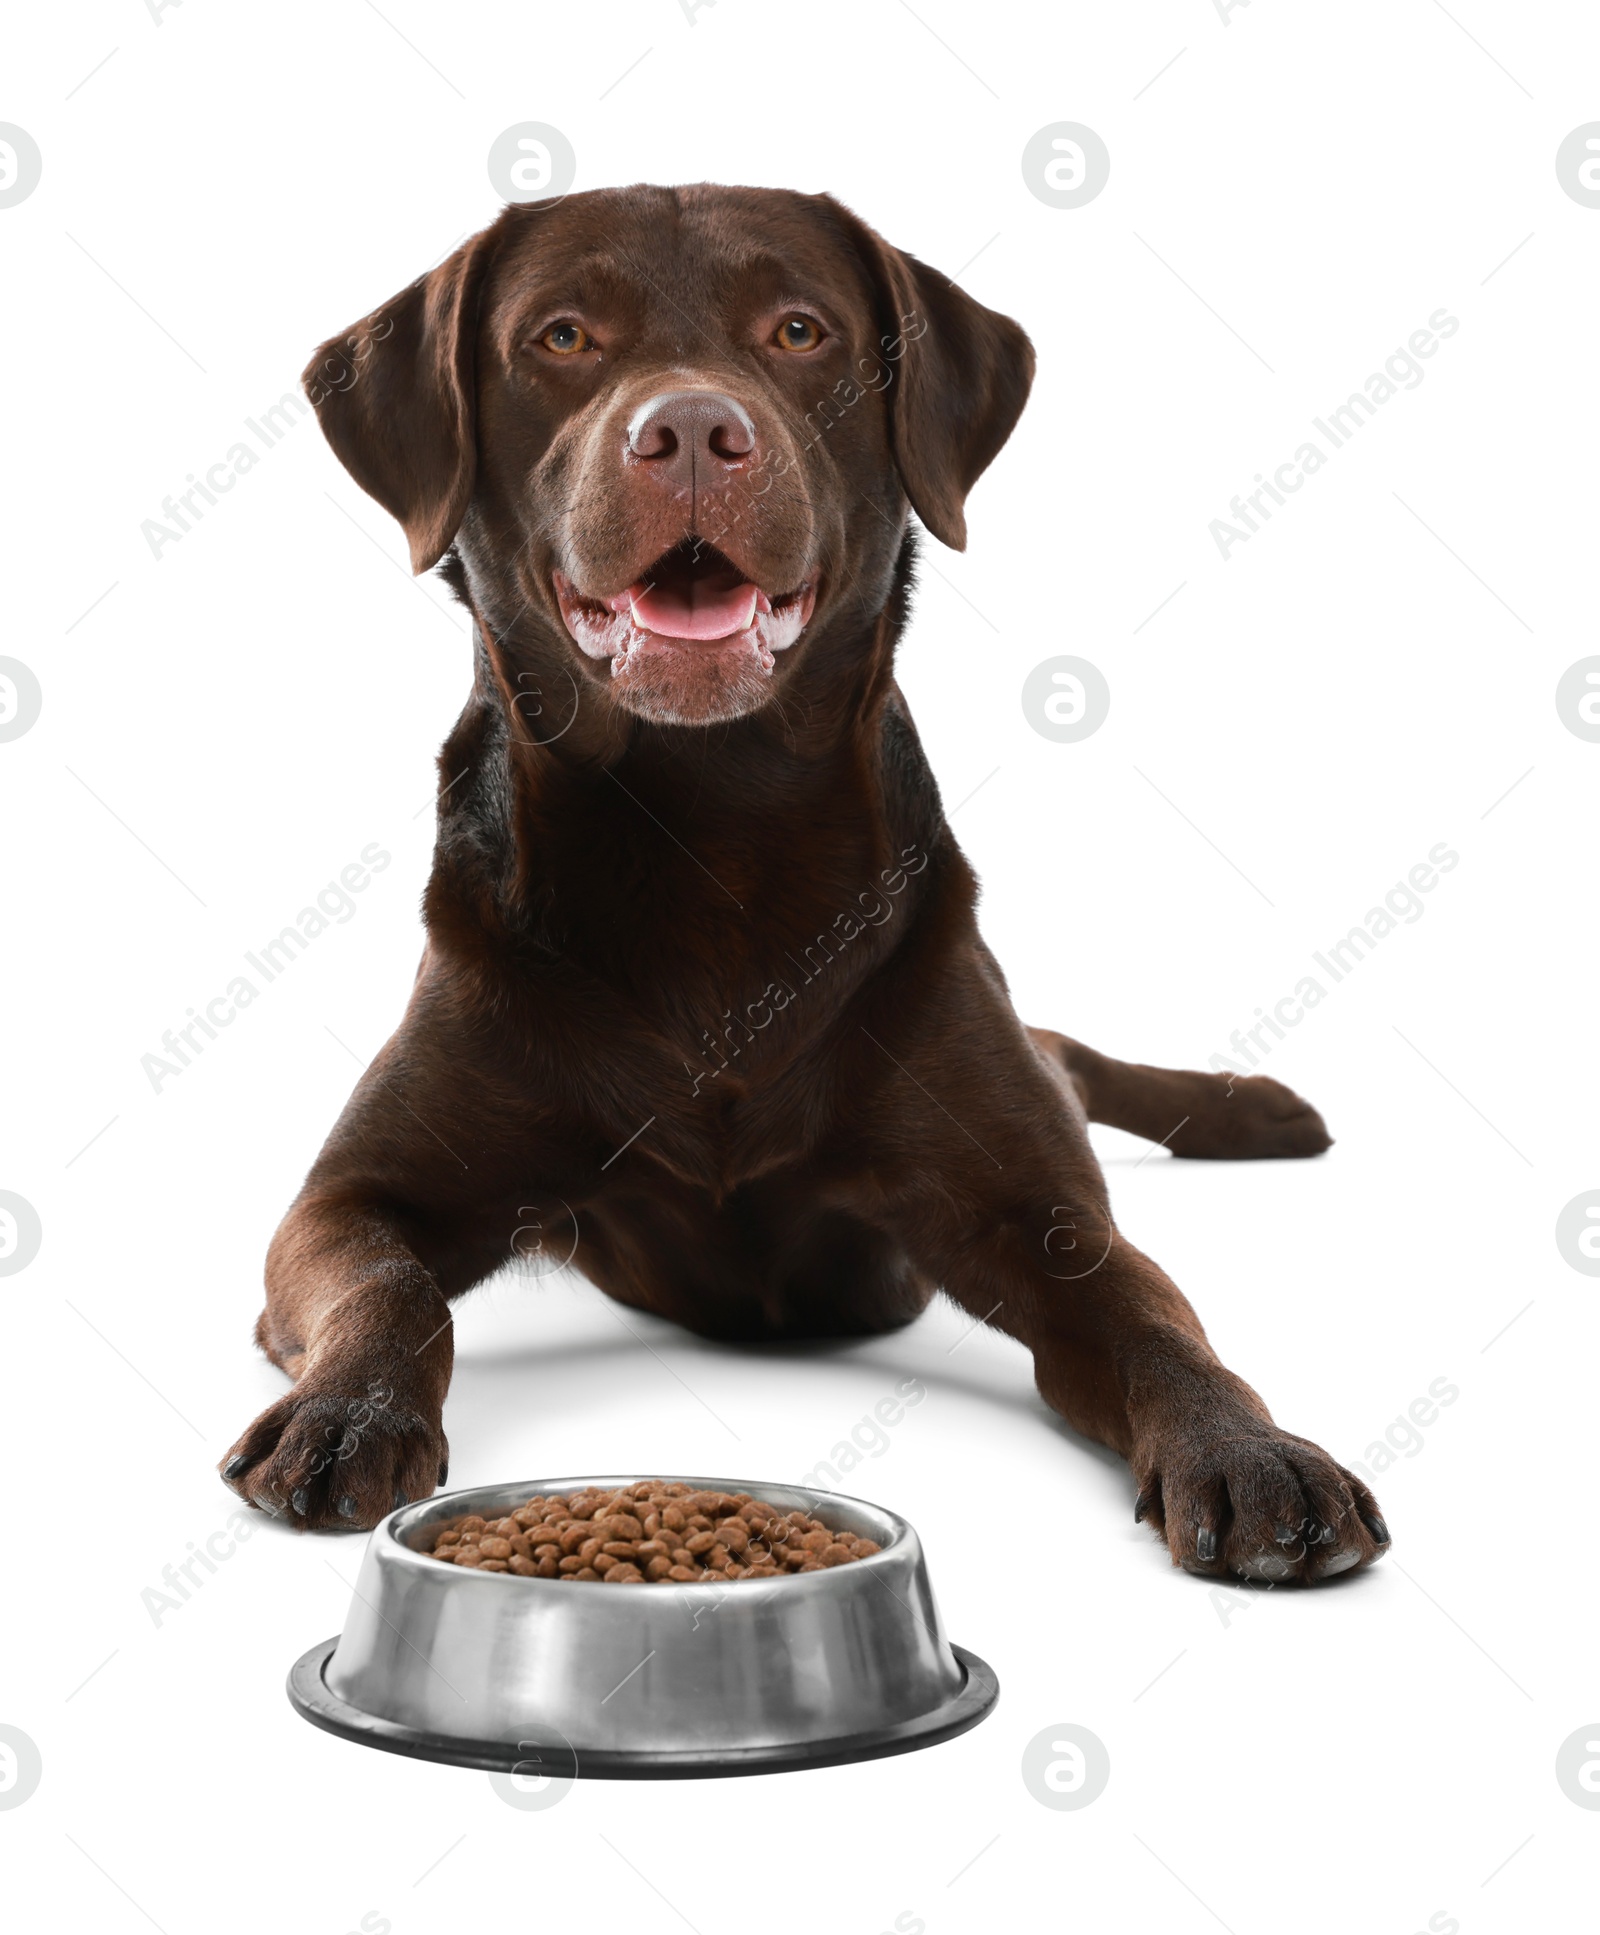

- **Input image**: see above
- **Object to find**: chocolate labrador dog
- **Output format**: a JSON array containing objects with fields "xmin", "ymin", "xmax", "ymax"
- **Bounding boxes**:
[{"xmin": 220, "ymin": 184, "xmax": 1388, "ymax": 1583}]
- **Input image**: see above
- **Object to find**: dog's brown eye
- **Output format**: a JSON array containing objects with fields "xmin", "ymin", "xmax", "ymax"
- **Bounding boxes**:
[
  {"xmin": 773, "ymin": 315, "xmax": 823, "ymax": 352},
  {"xmin": 539, "ymin": 321, "xmax": 593, "ymax": 355}
]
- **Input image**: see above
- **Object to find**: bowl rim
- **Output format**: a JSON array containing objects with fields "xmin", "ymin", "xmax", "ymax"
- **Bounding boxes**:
[
  {"xmin": 291, "ymin": 1634, "xmax": 998, "ymax": 1779},
  {"xmin": 379, "ymin": 1472, "xmax": 910, "ymax": 1591}
]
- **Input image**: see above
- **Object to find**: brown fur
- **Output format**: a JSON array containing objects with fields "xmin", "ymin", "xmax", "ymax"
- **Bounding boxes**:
[{"xmin": 220, "ymin": 185, "xmax": 1387, "ymax": 1583}]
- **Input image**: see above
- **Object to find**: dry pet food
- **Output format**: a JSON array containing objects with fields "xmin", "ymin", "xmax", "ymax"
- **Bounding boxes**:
[{"xmin": 424, "ymin": 1480, "xmax": 881, "ymax": 1583}]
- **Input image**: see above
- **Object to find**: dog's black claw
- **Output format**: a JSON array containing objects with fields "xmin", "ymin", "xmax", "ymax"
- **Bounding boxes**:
[
  {"xmin": 337, "ymin": 1495, "xmax": 358, "ymax": 1519},
  {"xmin": 1315, "ymin": 1522, "xmax": 1335, "ymax": 1545},
  {"xmin": 1273, "ymin": 1522, "xmax": 1297, "ymax": 1545},
  {"xmin": 438, "ymin": 1459, "xmax": 449, "ymax": 1488},
  {"xmin": 290, "ymin": 1488, "xmax": 308, "ymax": 1516},
  {"xmin": 1361, "ymin": 1513, "xmax": 1390, "ymax": 1546},
  {"xmin": 391, "ymin": 1488, "xmax": 407, "ymax": 1513},
  {"xmin": 1196, "ymin": 1527, "xmax": 1218, "ymax": 1563},
  {"xmin": 222, "ymin": 1455, "xmax": 250, "ymax": 1481}
]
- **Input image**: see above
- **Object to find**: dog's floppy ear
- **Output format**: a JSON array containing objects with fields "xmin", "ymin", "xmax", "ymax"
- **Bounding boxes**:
[
  {"xmin": 302, "ymin": 225, "xmax": 501, "ymax": 574},
  {"xmin": 828, "ymin": 199, "xmax": 1035, "ymax": 551}
]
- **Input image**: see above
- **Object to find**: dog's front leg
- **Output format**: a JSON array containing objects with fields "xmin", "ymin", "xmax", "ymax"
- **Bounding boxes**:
[
  {"xmin": 853, "ymin": 964, "xmax": 1390, "ymax": 1584},
  {"xmin": 218, "ymin": 1193, "xmax": 456, "ymax": 1530}
]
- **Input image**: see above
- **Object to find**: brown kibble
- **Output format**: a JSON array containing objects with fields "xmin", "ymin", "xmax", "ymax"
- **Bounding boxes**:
[{"xmin": 422, "ymin": 1482, "xmax": 882, "ymax": 1586}]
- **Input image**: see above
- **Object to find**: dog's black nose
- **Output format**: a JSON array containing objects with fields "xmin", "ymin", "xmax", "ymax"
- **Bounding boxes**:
[{"xmin": 626, "ymin": 390, "xmax": 755, "ymax": 486}]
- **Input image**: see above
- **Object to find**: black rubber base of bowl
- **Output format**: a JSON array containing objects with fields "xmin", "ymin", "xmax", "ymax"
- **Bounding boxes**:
[{"xmin": 287, "ymin": 1636, "xmax": 998, "ymax": 1780}]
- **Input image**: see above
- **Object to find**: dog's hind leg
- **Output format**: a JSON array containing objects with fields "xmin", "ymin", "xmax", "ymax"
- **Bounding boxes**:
[{"xmin": 1027, "ymin": 1028, "xmax": 1332, "ymax": 1160}]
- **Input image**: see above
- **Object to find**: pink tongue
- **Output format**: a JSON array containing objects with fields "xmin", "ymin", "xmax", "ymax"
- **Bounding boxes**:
[{"xmin": 629, "ymin": 576, "xmax": 759, "ymax": 641}]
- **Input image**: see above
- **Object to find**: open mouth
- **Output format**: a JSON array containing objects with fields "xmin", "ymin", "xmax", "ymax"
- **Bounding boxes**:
[{"xmin": 553, "ymin": 540, "xmax": 816, "ymax": 679}]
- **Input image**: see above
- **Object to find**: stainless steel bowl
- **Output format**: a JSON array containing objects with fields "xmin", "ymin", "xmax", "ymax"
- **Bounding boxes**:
[{"xmin": 288, "ymin": 1475, "xmax": 997, "ymax": 1777}]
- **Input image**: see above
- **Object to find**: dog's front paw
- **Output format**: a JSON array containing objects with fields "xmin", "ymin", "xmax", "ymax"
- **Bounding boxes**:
[
  {"xmin": 218, "ymin": 1377, "xmax": 447, "ymax": 1530},
  {"xmin": 1135, "ymin": 1424, "xmax": 1388, "ymax": 1585},
  {"xmin": 1166, "ymin": 1072, "xmax": 1333, "ymax": 1160}
]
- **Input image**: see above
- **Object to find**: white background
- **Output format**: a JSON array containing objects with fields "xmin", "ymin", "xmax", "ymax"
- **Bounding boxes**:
[{"xmin": 3, "ymin": 2, "xmax": 1597, "ymax": 1931}]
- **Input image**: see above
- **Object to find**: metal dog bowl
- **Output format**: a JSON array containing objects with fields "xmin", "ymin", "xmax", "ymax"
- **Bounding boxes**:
[{"xmin": 288, "ymin": 1474, "xmax": 998, "ymax": 1778}]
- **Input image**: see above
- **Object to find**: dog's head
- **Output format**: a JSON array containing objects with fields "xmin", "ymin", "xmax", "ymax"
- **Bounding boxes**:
[{"xmin": 305, "ymin": 184, "xmax": 1033, "ymax": 728}]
